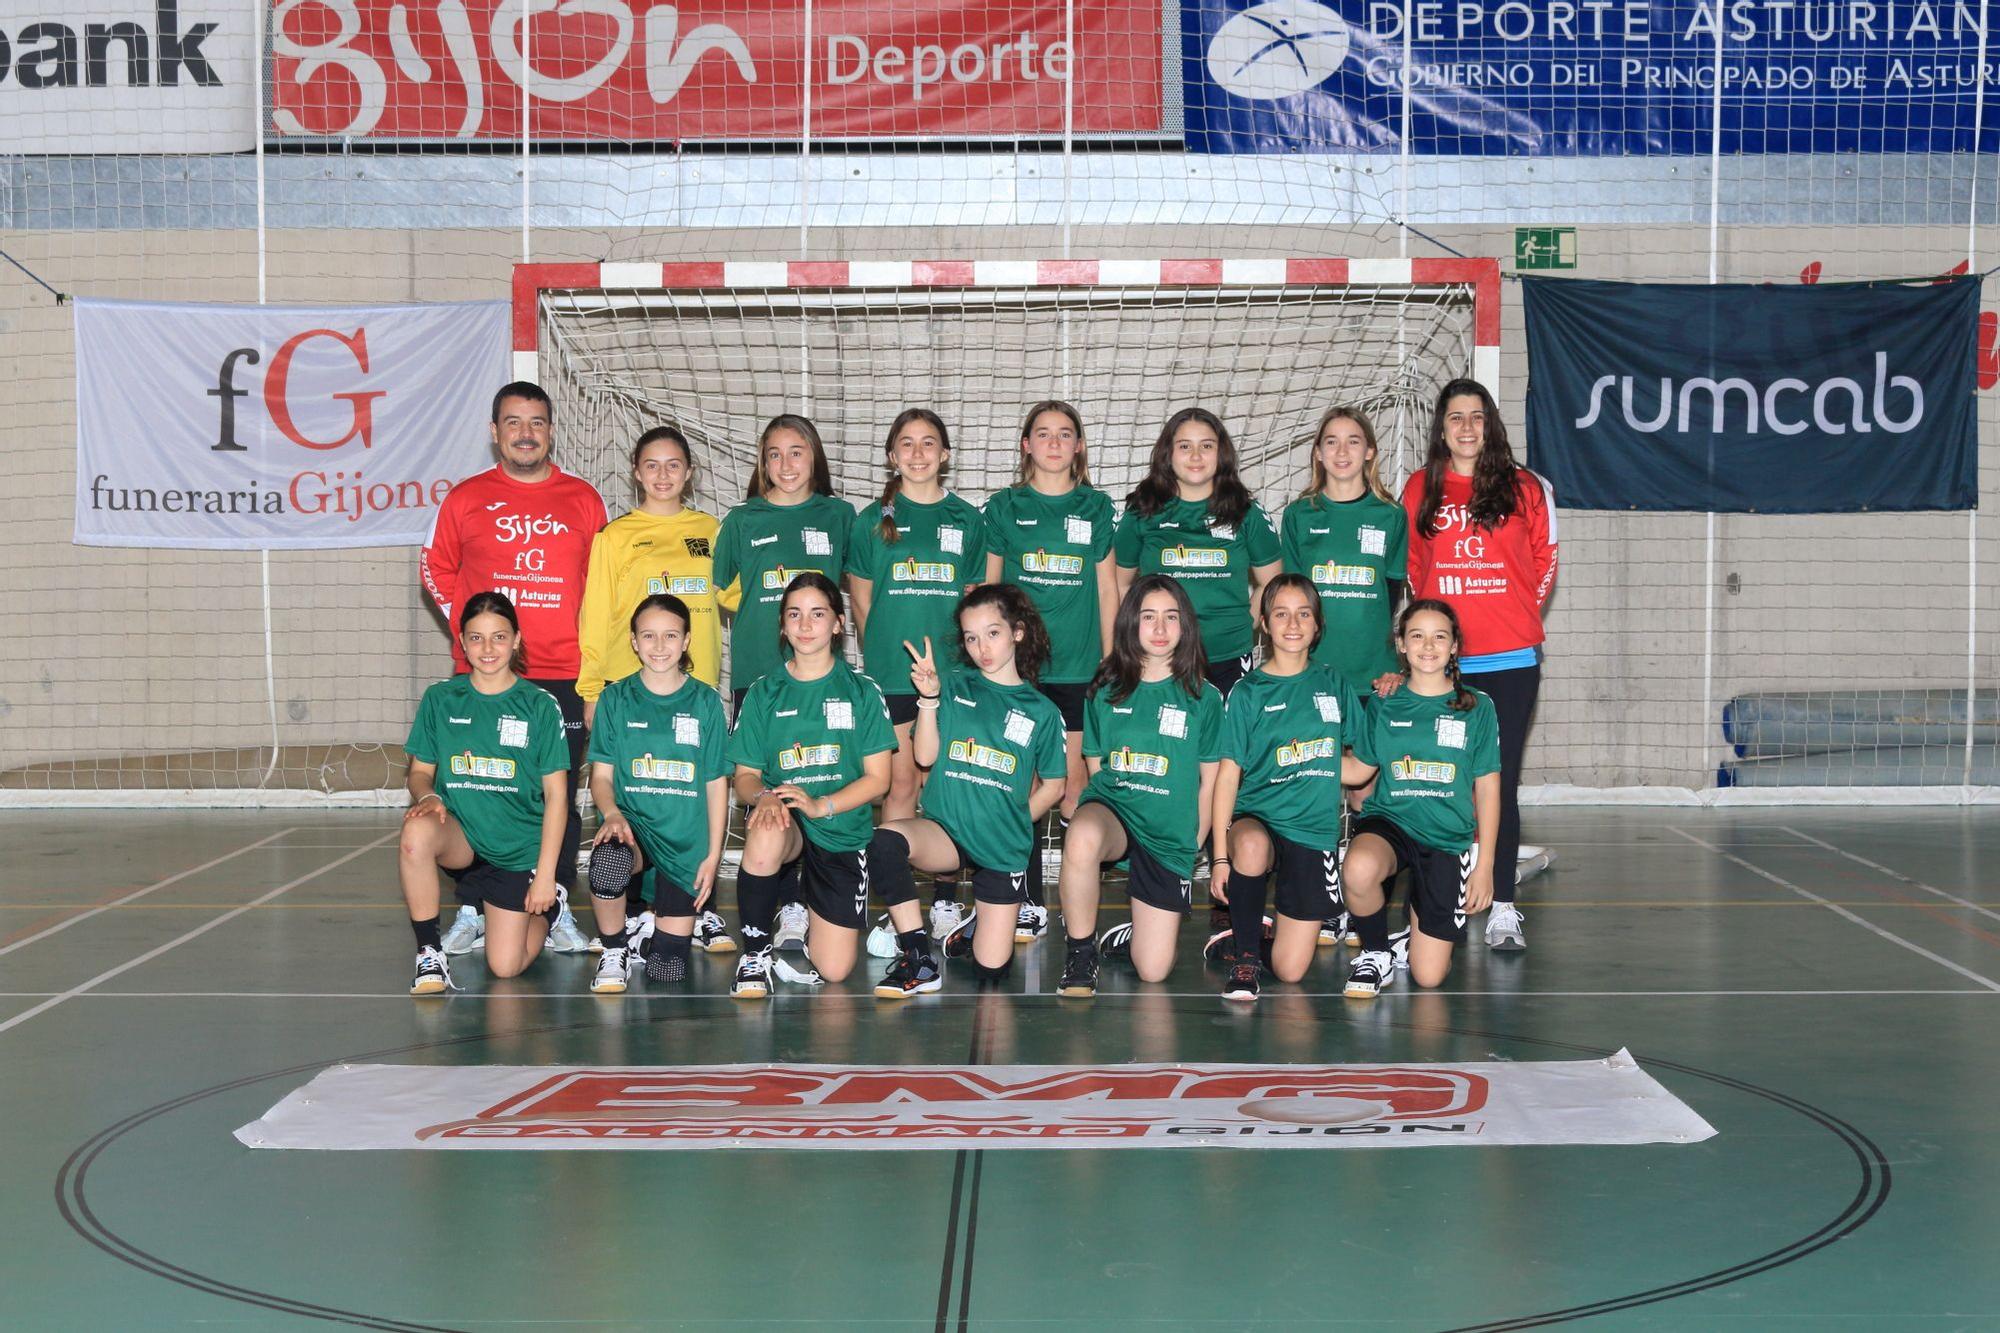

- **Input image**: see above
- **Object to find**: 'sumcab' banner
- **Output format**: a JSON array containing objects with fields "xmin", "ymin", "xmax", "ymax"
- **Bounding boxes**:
[
  {"xmin": 1522, "ymin": 276, "xmax": 1979, "ymax": 514},
  {"xmin": 74, "ymin": 300, "xmax": 508, "ymax": 549}
]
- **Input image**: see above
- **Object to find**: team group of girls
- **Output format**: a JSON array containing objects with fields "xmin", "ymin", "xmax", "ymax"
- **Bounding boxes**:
[{"xmin": 399, "ymin": 380, "xmax": 1556, "ymax": 1003}]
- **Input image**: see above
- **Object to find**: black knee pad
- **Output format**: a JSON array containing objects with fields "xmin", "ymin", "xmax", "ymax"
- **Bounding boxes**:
[
  {"xmin": 588, "ymin": 841, "xmax": 635, "ymax": 901},
  {"xmin": 972, "ymin": 956, "xmax": 1013, "ymax": 983},
  {"xmin": 868, "ymin": 827, "xmax": 916, "ymax": 907}
]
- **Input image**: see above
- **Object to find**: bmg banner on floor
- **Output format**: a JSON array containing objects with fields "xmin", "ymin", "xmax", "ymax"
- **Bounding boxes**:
[
  {"xmin": 1523, "ymin": 276, "xmax": 1979, "ymax": 514},
  {"xmin": 74, "ymin": 300, "xmax": 507, "ymax": 549}
]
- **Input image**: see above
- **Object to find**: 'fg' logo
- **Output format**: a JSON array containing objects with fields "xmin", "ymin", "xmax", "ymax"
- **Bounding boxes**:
[{"xmin": 209, "ymin": 328, "xmax": 385, "ymax": 453}]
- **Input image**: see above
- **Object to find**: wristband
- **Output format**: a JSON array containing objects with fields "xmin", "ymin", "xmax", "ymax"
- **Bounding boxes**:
[
  {"xmin": 414, "ymin": 792, "xmax": 442, "ymax": 807},
  {"xmin": 915, "ymin": 696, "xmax": 940, "ymax": 710}
]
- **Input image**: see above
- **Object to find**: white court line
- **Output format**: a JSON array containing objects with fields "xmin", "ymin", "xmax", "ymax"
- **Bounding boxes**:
[
  {"xmin": 0, "ymin": 831, "xmax": 398, "ymax": 1038},
  {"xmin": 1670, "ymin": 827, "xmax": 2000, "ymax": 992},
  {"xmin": 1778, "ymin": 826, "xmax": 2000, "ymax": 926},
  {"xmin": 0, "ymin": 826, "xmax": 300, "ymax": 957},
  {"xmin": 0, "ymin": 987, "xmax": 1985, "ymax": 1001}
]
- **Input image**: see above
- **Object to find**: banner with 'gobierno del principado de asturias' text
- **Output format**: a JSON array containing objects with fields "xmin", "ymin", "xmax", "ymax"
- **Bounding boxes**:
[
  {"xmin": 74, "ymin": 299, "xmax": 508, "ymax": 550},
  {"xmin": 1522, "ymin": 275, "xmax": 1980, "ymax": 514}
]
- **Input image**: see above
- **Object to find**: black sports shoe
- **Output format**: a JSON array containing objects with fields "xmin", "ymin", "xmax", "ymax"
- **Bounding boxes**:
[
  {"xmin": 1058, "ymin": 944, "xmax": 1099, "ymax": 997},
  {"xmin": 1222, "ymin": 960, "xmax": 1260, "ymax": 1002},
  {"xmin": 1096, "ymin": 921, "xmax": 1133, "ymax": 957},
  {"xmin": 939, "ymin": 908, "xmax": 977, "ymax": 960},
  {"xmin": 874, "ymin": 949, "xmax": 943, "ymax": 999}
]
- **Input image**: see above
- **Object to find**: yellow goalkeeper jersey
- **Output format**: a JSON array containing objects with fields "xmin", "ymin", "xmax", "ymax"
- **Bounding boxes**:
[{"xmin": 576, "ymin": 507, "xmax": 722, "ymax": 698}]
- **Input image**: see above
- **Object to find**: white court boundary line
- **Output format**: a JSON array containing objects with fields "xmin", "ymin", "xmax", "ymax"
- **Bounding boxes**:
[
  {"xmin": 0, "ymin": 827, "xmax": 300, "ymax": 957},
  {"xmin": 0, "ymin": 988, "xmax": 1986, "ymax": 1001},
  {"xmin": 1778, "ymin": 826, "xmax": 2000, "ymax": 927},
  {"xmin": 1670, "ymin": 827, "xmax": 2000, "ymax": 992},
  {"xmin": 0, "ymin": 832, "xmax": 397, "ymax": 1038}
]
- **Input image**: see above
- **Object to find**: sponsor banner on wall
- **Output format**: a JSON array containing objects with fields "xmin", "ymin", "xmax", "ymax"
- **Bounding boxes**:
[
  {"xmin": 1182, "ymin": 0, "xmax": 1992, "ymax": 154},
  {"xmin": 1, "ymin": 0, "xmax": 256, "ymax": 152},
  {"xmin": 268, "ymin": 0, "xmax": 1162, "ymax": 141},
  {"xmin": 74, "ymin": 299, "xmax": 508, "ymax": 549},
  {"xmin": 235, "ymin": 1052, "xmax": 1716, "ymax": 1150},
  {"xmin": 1523, "ymin": 276, "xmax": 1978, "ymax": 513}
]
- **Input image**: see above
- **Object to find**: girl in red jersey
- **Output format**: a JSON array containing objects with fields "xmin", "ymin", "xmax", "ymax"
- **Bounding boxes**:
[{"xmin": 1398, "ymin": 379, "xmax": 1556, "ymax": 952}]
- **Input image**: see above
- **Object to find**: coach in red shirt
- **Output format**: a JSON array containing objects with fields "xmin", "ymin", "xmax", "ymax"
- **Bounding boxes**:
[{"xmin": 421, "ymin": 382, "xmax": 607, "ymax": 947}]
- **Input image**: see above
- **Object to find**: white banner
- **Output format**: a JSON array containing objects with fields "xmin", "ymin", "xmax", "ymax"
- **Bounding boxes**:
[
  {"xmin": 236, "ymin": 1051, "xmax": 1716, "ymax": 1152},
  {"xmin": 74, "ymin": 299, "xmax": 508, "ymax": 549},
  {"xmin": 1, "ymin": 1, "xmax": 256, "ymax": 153}
]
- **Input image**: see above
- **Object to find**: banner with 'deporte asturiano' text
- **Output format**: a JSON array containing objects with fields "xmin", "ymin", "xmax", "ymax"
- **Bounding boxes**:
[
  {"xmin": 1522, "ymin": 275, "xmax": 1979, "ymax": 514},
  {"xmin": 74, "ymin": 299, "xmax": 508, "ymax": 549}
]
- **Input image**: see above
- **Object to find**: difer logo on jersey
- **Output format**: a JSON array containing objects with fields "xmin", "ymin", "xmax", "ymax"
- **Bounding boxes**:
[{"xmin": 1205, "ymin": 0, "xmax": 1351, "ymax": 101}]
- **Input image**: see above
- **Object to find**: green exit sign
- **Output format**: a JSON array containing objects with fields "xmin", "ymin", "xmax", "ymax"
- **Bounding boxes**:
[{"xmin": 1516, "ymin": 227, "xmax": 1577, "ymax": 270}]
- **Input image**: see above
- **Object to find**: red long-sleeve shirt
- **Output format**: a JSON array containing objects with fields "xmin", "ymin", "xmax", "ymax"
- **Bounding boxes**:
[
  {"xmin": 1400, "ymin": 468, "xmax": 1558, "ymax": 658},
  {"xmin": 420, "ymin": 466, "xmax": 607, "ymax": 677}
]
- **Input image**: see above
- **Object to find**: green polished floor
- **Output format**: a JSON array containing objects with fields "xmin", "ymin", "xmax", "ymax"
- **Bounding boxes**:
[{"xmin": 2, "ymin": 808, "xmax": 1996, "ymax": 1330}]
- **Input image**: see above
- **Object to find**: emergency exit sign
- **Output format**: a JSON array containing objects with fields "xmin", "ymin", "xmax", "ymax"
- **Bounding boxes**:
[{"xmin": 1516, "ymin": 227, "xmax": 1577, "ymax": 270}]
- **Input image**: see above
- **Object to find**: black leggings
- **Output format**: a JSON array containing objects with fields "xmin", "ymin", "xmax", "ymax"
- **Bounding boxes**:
[{"xmin": 1463, "ymin": 662, "xmax": 1539, "ymax": 904}]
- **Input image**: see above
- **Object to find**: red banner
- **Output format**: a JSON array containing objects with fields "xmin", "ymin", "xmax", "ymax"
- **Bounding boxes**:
[{"xmin": 270, "ymin": 0, "xmax": 1162, "ymax": 140}]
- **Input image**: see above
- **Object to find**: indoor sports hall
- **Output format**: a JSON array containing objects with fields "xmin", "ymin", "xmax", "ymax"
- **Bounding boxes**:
[{"xmin": 4, "ymin": 2, "xmax": 1998, "ymax": 1327}]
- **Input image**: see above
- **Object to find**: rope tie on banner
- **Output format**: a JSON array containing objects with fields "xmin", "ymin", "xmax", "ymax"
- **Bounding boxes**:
[{"xmin": 0, "ymin": 247, "xmax": 67, "ymax": 303}]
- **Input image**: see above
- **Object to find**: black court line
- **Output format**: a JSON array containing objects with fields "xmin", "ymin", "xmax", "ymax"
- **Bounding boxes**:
[
  {"xmin": 935, "ymin": 998, "xmax": 996, "ymax": 1331},
  {"xmin": 55, "ymin": 1010, "xmax": 1890, "ymax": 1332}
]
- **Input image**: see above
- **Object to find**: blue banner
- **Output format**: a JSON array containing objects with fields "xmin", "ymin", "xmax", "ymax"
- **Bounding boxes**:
[
  {"xmin": 1182, "ymin": 0, "xmax": 1993, "ymax": 154},
  {"xmin": 1522, "ymin": 275, "xmax": 1979, "ymax": 513}
]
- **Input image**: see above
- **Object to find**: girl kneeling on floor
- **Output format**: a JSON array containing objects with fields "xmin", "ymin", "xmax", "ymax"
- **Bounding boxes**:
[
  {"xmin": 400, "ymin": 592, "xmax": 571, "ymax": 995},
  {"xmin": 869, "ymin": 585, "xmax": 1068, "ymax": 996},
  {"xmin": 1340, "ymin": 598, "xmax": 1500, "ymax": 999}
]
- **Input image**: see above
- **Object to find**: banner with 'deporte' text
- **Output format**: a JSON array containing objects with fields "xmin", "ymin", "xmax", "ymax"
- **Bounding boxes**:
[
  {"xmin": 75, "ymin": 299, "xmax": 508, "ymax": 549},
  {"xmin": 1523, "ymin": 275, "xmax": 1979, "ymax": 514}
]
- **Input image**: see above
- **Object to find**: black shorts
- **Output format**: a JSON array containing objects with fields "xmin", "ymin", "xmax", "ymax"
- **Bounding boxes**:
[
  {"xmin": 646, "ymin": 868, "xmax": 697, "ymax": 918},
  {"xmin": 730, "ymin": 687, "xmax": 748, "ymax": 720},
  {"xmin": 793, "ymin": 838, "xmax": 872, "ymax": 930},
  {"xmin": 1204, "ymin": 653, "xmax": 1253, "ymax": 699},
  {"xmin": 1037, "ymin": 680, "xmax": 1088, "ymax": 732},
  {"xmin": 1234, "ymin": 817, "xmax": 1341, "ymax": 920},
  {"xmin": 945, "ymin": 833, "xmax": 1030, "ymax": 906},
  {"xmin": 1081, "ymin": 798, "xmax": 1193, "ymax": 914},
  {"xmin": 445, "ymin": 858, "xmax": 559, "ymax": 920},
  {"xmin": 883, "ymin": 692, "xmax": 920, "ymax": 726},
  {"xmin": 1350, "ymin": 815, "xmax": 1474, "ymax": 944}
]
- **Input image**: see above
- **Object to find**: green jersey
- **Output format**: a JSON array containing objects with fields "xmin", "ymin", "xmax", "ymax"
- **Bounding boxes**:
[
  {"xmin": 1080, "ymin": 675, "xmax": 1225, "ymax": 876},
  {"xmin": 404, "ymin": 676, "xmax": 569, "ymax": 872},
  {"xmin": 921, "ymin": 671, "xmax": 1067, "ymax": 874},
  {"xmin": 1353, "ymin": 685, "xmax": 1501, "ymax": 855},
  {"xmin": 847, "ymin": 491, "xmax": 987, "ymax": 694},
  {"xmin": 1112, "ymin": 498, "xmax": 1281, "ymax": 659},
  {"xmin": 1222, "ymin": 665, "xmax": 1362, "ymax": 849},
  {"xmin": 586, "ymin": 673, "xmax": 728, "ymax": 891},
  {"xmin": 1280, "ymin": 492, "xmax": 1408, "ymax": 683},
  {"xmin": 725, "ymin": 660, "xmax": 896, "ymax": 853},
  {"xmin": 982, "ymin": 483, "xmax": 1115, "ymax": 685},
  {"xmin": 713, "ymin": 492, "xmax": 854, "ymax": 690}
]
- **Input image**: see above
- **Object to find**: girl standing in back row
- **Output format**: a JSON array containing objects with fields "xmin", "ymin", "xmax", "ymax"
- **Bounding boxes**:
[{"xmin": 1398, "ymin": 380, "xmax": 1556, "ymax": 953}]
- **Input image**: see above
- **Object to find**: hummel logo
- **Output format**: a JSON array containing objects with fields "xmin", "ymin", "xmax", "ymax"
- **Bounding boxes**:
[
  {"xmin": 751, "ymin": 534, "xmax": 778, "ymax": 547},
  {"xmin": 1388, "ymin": 720, "xmax": 1413, "ymax": 728},
  {"xmin": 1263, "ymin": 703, "xmax": 1286, "ymax": 712},
  {"xmin": 775, "ymin": 709, "xmax": 798, "ymax": 717},
  {"xmin": 1015, "ymin": 519, "xmax": 1037, "ymax": 526}
]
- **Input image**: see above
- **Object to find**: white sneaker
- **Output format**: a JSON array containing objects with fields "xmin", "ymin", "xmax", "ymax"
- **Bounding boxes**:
[
  {"xmin": 1514, "ymin": 848, "xmax": 1554, "ymax": 886},
  {"xmin": 1014, "ymin": 903, "xmax": 1049, "ymax": 943},
  {"xmin": 1485, "ymin": 901, "xmax": 1526, "ymax": 951},
  {"xmin": 546, "ymin": 901, "xmax": 593, "ymax": 953},
  {"xmin": 1389, "ymin": 924, "xmax": 1411, "ymax": 971},
  {"xmin": 929, "ymin": 899, "xmax": 966, "ymax": 941},
  {"xmin": 590, "ymin": 946, "xmax": 632, "ymax": 994},
  {"xmin": 773, "ymin": 902, "xmax": 809, "ymax": 951},
  {"xmin": 731, "ymin": 950, "xmax": 772, "ymax": 999},
  {"xmin": 693, "ymin": 909, "xmax": 737, "ymax": 954},
  {"xmin": 440, "ymin": 905, "xmax": 483, "ymax": 955},
  {"xmin": 1516, "ymin": 844, "xmax": 1546, "ymax": 861},
  {"xmin": 866, "ymin": 914, "xmax": 899, "ymax": 959},
  {"xmin": 626, "ymin": 910, "xmax": 656, "ymax": 960}
]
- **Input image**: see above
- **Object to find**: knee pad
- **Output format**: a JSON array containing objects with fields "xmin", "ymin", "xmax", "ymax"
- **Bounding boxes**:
[
  {"xmin": 868, "ymin": 827, "xmax": 916, "ymax": 907},
  {"xmin": 972, "ymin": 955, "xmax": 1013, "ymax": 983},
  {"xmin": 588, "ymin": 841, "xmax": 635, "ymax": 900}
]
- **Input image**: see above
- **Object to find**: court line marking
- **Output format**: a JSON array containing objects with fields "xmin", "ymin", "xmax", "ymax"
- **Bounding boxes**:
[
  {"xmin": 1669, "ymin": 827, "xmax": 2000, "ymax": 992},
  {"xmin": 0, "ymin": 832, "xmax": 398, "ymax": 1038},
  {"xmin": 1779, "ymin": 826, "xmax": 2000, "ymax": 926},
  {"xmin": 0, "ymin": 987, "xmax": 1985, "ymax": 1000},
  {"xmin": 0, "ymin": 827, "xmax": 301, "ymax": 956}
]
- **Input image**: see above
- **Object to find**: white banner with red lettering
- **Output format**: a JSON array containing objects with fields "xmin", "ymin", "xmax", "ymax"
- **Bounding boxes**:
[
  {"xmin": 74, "ymin": 299, "xmax": 507, "ymax": 550},
  {"xmin": 236, "ymin": 1051, "xmax": 1716, "ymax": 1151},
  {"xmin": 268, "ymin": 0, "xmax": 1162, "ymax": 140}
]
